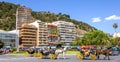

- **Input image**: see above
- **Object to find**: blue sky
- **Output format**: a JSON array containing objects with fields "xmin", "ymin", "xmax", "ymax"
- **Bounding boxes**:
[{"xmin": 0, "ymin": 0, "xmax": 120, "ymax": 34}]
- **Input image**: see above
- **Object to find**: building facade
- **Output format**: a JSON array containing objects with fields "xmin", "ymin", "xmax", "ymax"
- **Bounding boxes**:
[
  {"xmin": 19, "ymin": 20, "xmax": 49, "ymax": 47},
  {"xmin": 38, "ymin": 21, "xmax": 48, "ymax": 46},
  {"xmin": 16, "ymin": 6, "xmax": 35, "ymax": 29},
  {"xmin": 19, "ymin": 23, "xmax": 38, "ymax": 47},
  {"xmin": 52, "ymin": 21, "xmax": 76, "ymax": 45},
  {"xmin": 19, "ymin": 20, "xmax": 77, "ymax": 47},
  {"xmin": 0, "ymin": 30, "xmax": 18, "ymax": 48}
]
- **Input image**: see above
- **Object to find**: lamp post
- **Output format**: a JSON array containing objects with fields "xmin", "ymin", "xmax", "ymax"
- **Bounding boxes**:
[
  {"xmin": 16, "ymin": 8, "xmax": 19, "ymax": 52},
  {"xmin": 15, "ymin": 32, "xmax": 19, "ymax": 52}
]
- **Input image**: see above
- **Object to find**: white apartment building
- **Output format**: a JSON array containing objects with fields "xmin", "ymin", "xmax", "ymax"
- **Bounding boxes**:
[{"xmin": 52, "ymin": 21, "xmax": 76, "ymax": 45}]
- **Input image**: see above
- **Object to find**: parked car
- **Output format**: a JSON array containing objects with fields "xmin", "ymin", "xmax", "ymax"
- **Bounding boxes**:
[
  {"xmin": 0, "ymin": 48, "xmax": 4, "ymax": 55},
  {"xmin": 22, "ymin": 47, "xmax": 29, "ymax": 51},
  {"xmin": 65, "ymin": 46, "xmax": 81, "ymax": 51},
  {"xmin": 110, "ymin": 46, "xmax": 120, "ymax": 56}
]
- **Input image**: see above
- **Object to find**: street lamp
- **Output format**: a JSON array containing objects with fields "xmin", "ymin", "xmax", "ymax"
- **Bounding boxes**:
[{"xmin": 16, "ymin": 8, "xmax": 19, "ymax": 52}]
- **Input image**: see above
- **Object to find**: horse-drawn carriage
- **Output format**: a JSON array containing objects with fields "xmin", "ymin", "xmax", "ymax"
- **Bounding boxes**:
[
  {"xmin": 25, "ymin": 47, "xmax": 67, "ymax": 60},
  {"xmin": 77, "ymin": 46, "xmax": 112, "ymax": 60},
  {"xmin": 77, "ymin": 48, "xmax": 97, "ymax": 60}
]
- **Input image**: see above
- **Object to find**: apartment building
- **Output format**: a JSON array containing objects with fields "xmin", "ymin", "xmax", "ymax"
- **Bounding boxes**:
[
  {"xmin": 19, "ymin": 23, "xmax": 38, "ymax": 47},
  {"xmin": 19, "ymin": 20, "xmax": 49, "ymax": 47},
  {"xmin": 16, "ymin": 6, "xmax": 35, "ymax": 29},
  {"xmin": 38, "ymin": 21, "xmax": 48, "ymax": 46},
  {"xmin": 52, "ymin": 21, "xmax": 76, "ymax": 45},
  {"xmin": 19, "ymin": 20, "xmax": 77, "ymax": 47}
]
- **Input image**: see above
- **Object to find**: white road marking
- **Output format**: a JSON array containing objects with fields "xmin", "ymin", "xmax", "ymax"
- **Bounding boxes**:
[{"xmin": 0, "ymin": 57, "xmax": 35, "ymax": 60}]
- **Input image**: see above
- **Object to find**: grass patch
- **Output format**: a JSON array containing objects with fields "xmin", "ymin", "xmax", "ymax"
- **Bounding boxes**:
[
  {"xmin": 66, "ymin": 51, "xmax": 80, "ymax": 54},
  {"xmin": 9, "ymin": 51, "xmax": 26, "ymax": 55},
  {"xmin": 9, "ymin": 51, "xmax": 80, "ymax": 55}
]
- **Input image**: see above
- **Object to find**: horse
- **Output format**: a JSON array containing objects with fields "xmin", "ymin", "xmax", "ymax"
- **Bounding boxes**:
[
  {"xmin": 95, "ymin": 47, "xmax": 112, "ymax": 60},
  {"xmin": 55, "ymin": 47, "xmax": 67, "ymax": 59}
]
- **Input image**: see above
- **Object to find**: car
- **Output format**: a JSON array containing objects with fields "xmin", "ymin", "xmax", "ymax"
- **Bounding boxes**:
[
  {"xmin": 22, "ymin": 47, "xmax": 29, "ymax": 51},
  {"xmin": 65, "ymin": 46, "xmax": 81, "ymax": 51},
  {"xmin": 110, "ymin": 46, "xmax": 120, "ymax": 56}
]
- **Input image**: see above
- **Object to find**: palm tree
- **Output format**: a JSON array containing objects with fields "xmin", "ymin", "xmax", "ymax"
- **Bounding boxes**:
[
  {"xmin": 51, "ymin": 28, "xmax": 59, "ymax": 35},
  {"xmin": 71, "ymin": 37, "xmax": 82, "ymax": 46},
  {"xmin": 50, "ymin": 28, "xmax": 59, "ymax": 43},
  {"xmin": 113, "ymin": 23, "xmax": 118, "ymax": 33}
]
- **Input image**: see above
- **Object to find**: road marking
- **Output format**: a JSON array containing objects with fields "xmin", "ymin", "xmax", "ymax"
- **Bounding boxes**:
[{"xmin": 0, "ymin": 57, "xmax": 35, "ymax": 60}]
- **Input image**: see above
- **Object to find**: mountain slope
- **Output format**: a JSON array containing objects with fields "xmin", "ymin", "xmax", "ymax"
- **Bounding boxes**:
[
  {"xmin": 0, "ymin": 2, "xmax": 19, "ymax": 30},
  {"xmin": 0, "ymin": 1, "xmax": 97, "ymax": 32}
]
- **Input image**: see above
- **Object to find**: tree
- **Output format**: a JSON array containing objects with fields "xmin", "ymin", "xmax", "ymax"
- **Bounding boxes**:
[
  {"xmin": 80, "ymin": 30, "xmax": 111, "ymax": 47},
  {"xmin": 70, "ymin": 37, "xmax": 82, "ymax": 46},
  {"xmin": 50, "ymin": 28, "xmax": 59, "ymax": 42},
  {"xmin": 113, "ymin": 23, "xmax": 118, "ymax": 32},
  {"xmin": 111, "ymin": 37, "xmax": 120, "ymax": 46},
  {"xmin": 51, "ymin": 28, "xmax": 59, "ymax": 35},
  {"xmin": 0, "ymin": 39, "xmax": 4, "ymax": 48}
]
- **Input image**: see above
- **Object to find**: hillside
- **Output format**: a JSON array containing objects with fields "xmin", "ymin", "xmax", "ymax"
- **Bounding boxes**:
[{"xmin": 0, "ymin": 1, "xmax": 97, "ymax": 32}]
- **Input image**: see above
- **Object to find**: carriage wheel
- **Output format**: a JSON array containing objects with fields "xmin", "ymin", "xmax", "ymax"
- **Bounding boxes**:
[
  {"xmin": 90, "ymin": 54, "xmax": 97, "ymax": 60},
  {"xmin": 24, "ymin": 52, "xmax": 29, "ymax": 57},
  {"xmin": 33, "ymin": 53, "xmax": 37, "ymax": 57},
  {"xmin": 50, "ymin": 54, "xmax": 56, "ymax": 60},
  {"xmin": 77, "ymin": 52, "xmax": 83, "ymax": 60},
  {"xmin": 38, "ymin": 53, "xmax": 43, "ymax": 59}
]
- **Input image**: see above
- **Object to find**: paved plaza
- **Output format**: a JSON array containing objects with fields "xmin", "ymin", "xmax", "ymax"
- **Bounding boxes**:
[{"xmin": 0, "ymin": 54, "xmax": 120, "ymax": 62}]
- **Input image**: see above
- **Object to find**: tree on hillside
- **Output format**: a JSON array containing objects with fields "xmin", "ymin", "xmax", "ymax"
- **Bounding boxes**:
[
  {"xmin": 0, "ymin": 2, "xmax": 96, "ymax": 31},
  {"xmin": 113, "ymin": 23, "xmax": 118, "ymax": 33}
]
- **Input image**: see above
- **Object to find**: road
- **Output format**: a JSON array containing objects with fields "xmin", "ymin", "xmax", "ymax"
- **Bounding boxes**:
[{"xmin": 0, "ymin": 54, "xmax": 120, "ymax": 62}]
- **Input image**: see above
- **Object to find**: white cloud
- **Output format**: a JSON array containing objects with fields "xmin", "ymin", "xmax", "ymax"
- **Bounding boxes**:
[
  {"xmin": 92, "ymin": 17, "xmax": 101, "ymax": 22},
  {"xmin": 105, "ymin": 15, "xmax": 120, "ymax": 21}
]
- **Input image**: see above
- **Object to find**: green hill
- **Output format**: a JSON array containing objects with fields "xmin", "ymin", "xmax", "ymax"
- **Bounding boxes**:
[{"xmin": 0, "ymin": 1, "xmax": 97, "ymax": 31}]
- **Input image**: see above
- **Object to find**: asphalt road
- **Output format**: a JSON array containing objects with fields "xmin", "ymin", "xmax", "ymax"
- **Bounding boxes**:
[{"xmin": 0, "ymin": 54, "xmax": 120, "ymax": 62}]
